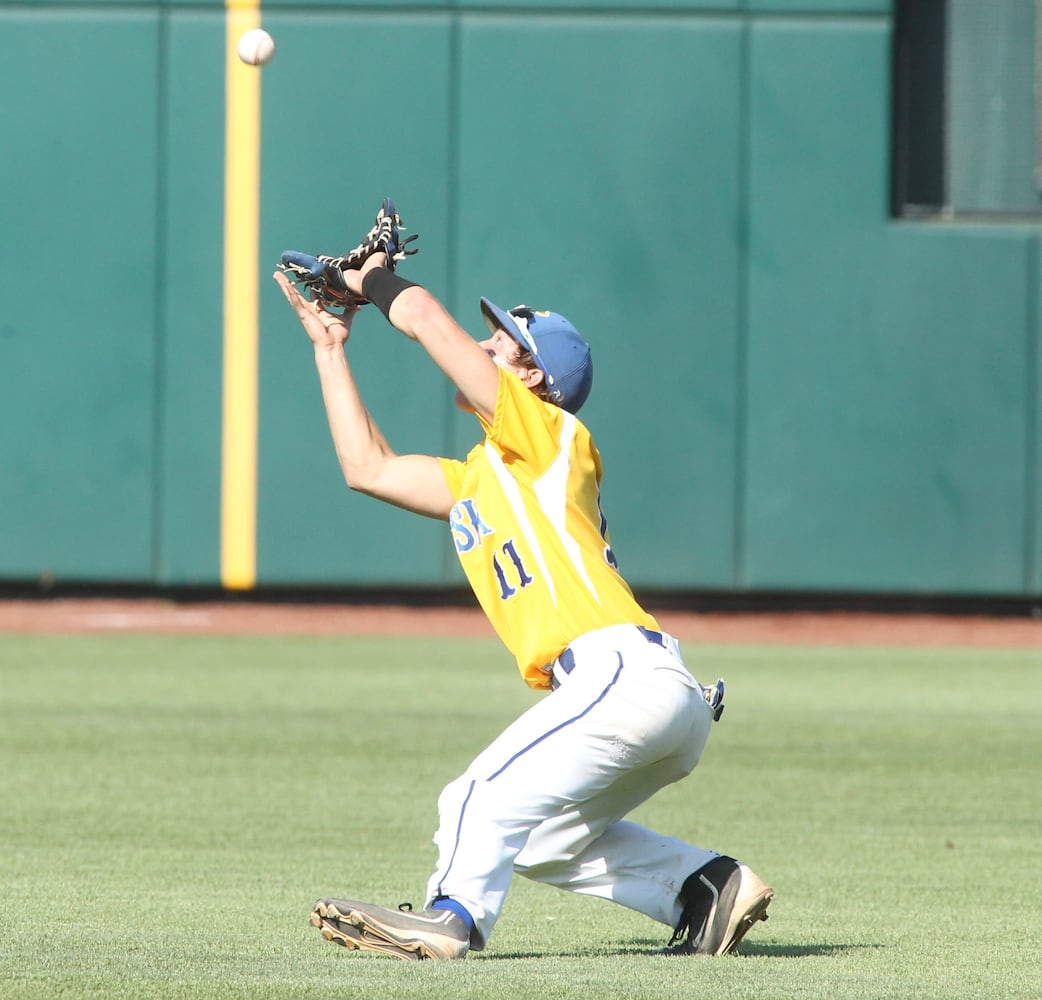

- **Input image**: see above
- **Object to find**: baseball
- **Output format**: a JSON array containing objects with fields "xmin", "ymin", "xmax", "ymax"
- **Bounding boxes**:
[{"xmin": 237, "ymin": 28, "xmax": 275, "ymax": 66}]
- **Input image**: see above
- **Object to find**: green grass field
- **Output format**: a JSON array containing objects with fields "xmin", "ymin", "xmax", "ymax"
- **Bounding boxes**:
[{"xmin": 2, "ymin": 631, "xmax": 1040, "ymax": 999}]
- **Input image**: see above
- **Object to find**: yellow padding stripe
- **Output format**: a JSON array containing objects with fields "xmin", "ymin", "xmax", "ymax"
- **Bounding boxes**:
[{"xmin": 221, "ymin": 4, "xmax": 262, "ymax": 590}]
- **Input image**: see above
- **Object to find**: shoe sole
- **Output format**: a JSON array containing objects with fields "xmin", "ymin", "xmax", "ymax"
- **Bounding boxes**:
[
  {"xmin": 311, "ymin": 912, "xmax": 422, "ymax": 961},
  {"xmin": 310, "ymin": 901, "xmax": 462, "ymax": 961}
]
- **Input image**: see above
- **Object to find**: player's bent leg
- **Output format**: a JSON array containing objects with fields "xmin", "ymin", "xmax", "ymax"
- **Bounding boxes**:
[
  {"xmin": 516, "ymin": 817, "xmax": 718, "ymax": 925},
  {"xmin": 315, "ymin": 630, "xmax": 730, "ymax": 958},
  {"xmin": 425, "ymin": 644, "xmax": 716, "ymax": 949},
  {"xmin": 310, "ymin": 898, "xmax": 470, "ymax": 960},
  {"xmin": 516, "ymin": 828, "xmax": 773, "ymax": 955}
]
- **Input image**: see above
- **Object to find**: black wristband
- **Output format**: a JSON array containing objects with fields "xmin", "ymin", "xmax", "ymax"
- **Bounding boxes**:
[{"xmin": 362, "ymin": 268, "xmax": 419, "ymax": 321}]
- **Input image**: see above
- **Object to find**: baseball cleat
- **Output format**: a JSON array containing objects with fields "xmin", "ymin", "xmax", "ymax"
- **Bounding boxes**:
[
  {"xmin": 666, "ymin": 856, "xmax": 774, "ymax": 955},
  {"xmin": 310, "ymin": 898, "xmax": 470, "ymax": 960}
]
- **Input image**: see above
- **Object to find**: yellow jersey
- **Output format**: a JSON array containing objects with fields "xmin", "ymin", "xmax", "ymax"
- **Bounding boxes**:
[{"xmin": 439, "ymin": 369, "xmax": 660, "ymax": 689}]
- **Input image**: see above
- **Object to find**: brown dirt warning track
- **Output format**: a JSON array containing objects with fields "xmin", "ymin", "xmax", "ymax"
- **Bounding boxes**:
[{"xmin": 1, "ymin": 597, "xmax": 1041, "ymax": 647}]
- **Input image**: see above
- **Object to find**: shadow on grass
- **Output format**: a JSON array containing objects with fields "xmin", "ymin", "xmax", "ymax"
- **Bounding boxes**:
[
  {"xmin": 483, "ymin": 940, "xmax": 877, "ymax": 961},
  {"xmin": 726, "ymin": 942, "xmax": 877, "ymax": 959}
]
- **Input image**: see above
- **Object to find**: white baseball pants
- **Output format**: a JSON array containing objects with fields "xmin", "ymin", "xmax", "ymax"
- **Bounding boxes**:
[{"xmin": 424, "ymin": 624, "xmax": 719, "ymax": 949}]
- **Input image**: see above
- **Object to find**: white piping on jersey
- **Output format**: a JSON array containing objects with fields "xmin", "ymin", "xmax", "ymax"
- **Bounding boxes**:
[
  {"xmin": 532, "ymin": 412, "xmax": 600, "ymax": 604},
  {"xmin": 482, "ymin": 411, "xmax": 600, "ymax": 609},
  {"xmin": 484, "ymin": 445, "xmax": 557, "ymax": 605}
]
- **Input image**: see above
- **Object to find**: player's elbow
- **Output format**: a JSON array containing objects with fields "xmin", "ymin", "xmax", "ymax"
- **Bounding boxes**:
[
  {"xmin": 393, "ymin": 287, "xmax": 447, "ymax": 341},
  {"xmin": 341, "ymin": 468, "xmax": 372, "ymax": 493},
  {"xmin": 337, "ymin": 451, "xmax": 387, "ymax": 495}
]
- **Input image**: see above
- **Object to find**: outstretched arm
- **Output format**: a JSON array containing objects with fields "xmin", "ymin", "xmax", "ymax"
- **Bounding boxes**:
[
  {"xmin": 346, "ymin": 256, "xmax": 502, "ymax": 422},
  {"xmin": 273, "ymin": 270, "xmax": 455, "ymax": 519}
]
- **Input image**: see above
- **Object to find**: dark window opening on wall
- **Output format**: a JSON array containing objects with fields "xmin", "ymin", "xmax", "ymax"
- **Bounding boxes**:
[{"xmin": 892, "ymin": 0, "xmax": 1042, "ymax": 219}]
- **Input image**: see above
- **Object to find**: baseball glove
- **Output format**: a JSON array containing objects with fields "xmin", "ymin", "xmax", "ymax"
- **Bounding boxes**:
[{"xmin": 279, "ymin": 198, "xmax": 419, "ymax": 308}]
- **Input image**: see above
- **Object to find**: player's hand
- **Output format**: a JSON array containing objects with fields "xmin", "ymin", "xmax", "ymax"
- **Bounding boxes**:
[{"xmin": 273, "ymin": 270, "xmax": 358, "ymax": 350}]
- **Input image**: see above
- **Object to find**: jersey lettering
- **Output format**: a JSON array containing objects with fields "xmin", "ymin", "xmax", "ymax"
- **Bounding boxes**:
[
  {"xmin": 449, "ymin": 498, "xmax": 494, "ymax": 554},
  {"xmin": 493, "ymin": 538, "xmax": 534, "ymax": 600}
]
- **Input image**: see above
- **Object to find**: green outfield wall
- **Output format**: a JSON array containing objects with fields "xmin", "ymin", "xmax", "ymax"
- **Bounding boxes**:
[{"xmin": 2, "ymin": 0, "xmax": 1040, "ymax": 600}]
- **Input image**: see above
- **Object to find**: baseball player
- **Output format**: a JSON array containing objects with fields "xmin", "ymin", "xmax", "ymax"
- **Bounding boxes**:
[{"xmin": 274, "ymin": 201, "xmax": 773, "ymax": 961}]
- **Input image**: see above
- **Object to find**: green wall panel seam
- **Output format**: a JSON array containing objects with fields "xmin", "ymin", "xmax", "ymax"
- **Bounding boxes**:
[
  {"xmin": 733, "ymin": 15, "xmax": 751, "ymax": 589},
  {"xmin": 442, "ymin": 10, "xmax": 463, "ymax": 584},
  {"xmin": 1027, "ymin": 233, "xmax": 1040, "ymax": 592},
  {"xmin": 152, "ymin": 7, "xmax": 170, "ymax": 585}
]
